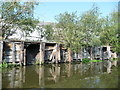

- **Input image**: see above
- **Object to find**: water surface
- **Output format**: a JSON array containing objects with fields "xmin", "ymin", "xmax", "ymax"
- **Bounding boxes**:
[{"xmin": 2, "ymin": 60, "xmax": 119, "ymax": 88}]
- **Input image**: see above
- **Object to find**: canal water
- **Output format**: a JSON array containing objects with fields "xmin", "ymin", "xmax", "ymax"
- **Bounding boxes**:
[{"xmin": 1, "ymin": 60, "xmax": 119, "ymax": 88}]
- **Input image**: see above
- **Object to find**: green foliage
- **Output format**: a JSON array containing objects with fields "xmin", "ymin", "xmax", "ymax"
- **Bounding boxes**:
[
  {"xmin": 35, "ymin": 60, "xmax": 40, "ymax": 65},
  {"xmin": 0, "ymin": 1, "xmax": 39, "ymax": 39},
  {"xmin": 100, "ymin": 10, "xmax": 119, "ymax": 53},
  {"xmin": 53, "ymin": 4, "xmax": 118, "ymax": 56},
  {"xmin": 44, "ymin": 24, "xmax": 54, "ymax": 41},
  {"xmin": 89, "ymin": 60, "xmax": 102, "ymax": 62},
  {"xmin": 80, "ymin": 5, "xmax": 102, "ymax": 47},
  {"xmin": 82, "ymin": 58, "xmax": 102, "ymax": 64},
  {"xmin": 82, "ymin": 58, "xmax": 90, "ymax": 64},
  {"xmin": 0, "ymin": 59, "xmax": 21, "ymax": 68},
  {"xmin": 55, "ymin": 12, "xmax": 83, "ymax": 52},
  {"xmin": 0, "ymin": 60, "xmax": 8, "ymax": 68},
  {"xmin": 54, "ymin": 5, "xmax": 103, "ymax": 54}
]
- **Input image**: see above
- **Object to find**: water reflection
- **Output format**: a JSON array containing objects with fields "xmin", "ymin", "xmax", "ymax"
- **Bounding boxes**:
[
  {"xmin": 0, "ymin": 68, "xmax": 2, "ymax": 89},
  {"xmin": 2, "ymin": 60, "xmax": 118, "ymax": 88},
  {"xmin": 103, "ymin": 60, "xmax": 118, "ymax": 73}
]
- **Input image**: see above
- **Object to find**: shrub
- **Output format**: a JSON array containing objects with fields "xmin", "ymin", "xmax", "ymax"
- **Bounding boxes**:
[{"xmin": 82, "ymin": 58, "xmax": 90, "ymax": 64}]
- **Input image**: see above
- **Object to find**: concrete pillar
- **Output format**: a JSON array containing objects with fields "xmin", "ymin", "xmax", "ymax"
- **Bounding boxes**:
[
  {"xmin": 55, "ymin": 44, "xmax": 61, "ymax": 63},
  {"xmin": 68, "ymin": 48, "xmax": 72, "ymax": 63},
  {"xmin": 0, "ymin": 29, "xmax": 2, "ymax": 40},
  {"xmin": 39, "ymin": 42, "xmax": 45, "ymax": 64},
  {"xmin": 57, "ymin": 44, "xmax": 61, "ymax": 63},
  {"xmin": 0, "ymin": 41, "xmax": 3, "ymax": 64},
  {"xmin": 23, "ymin": 48, "xmax": 26, "ymax": 66},
  {"xmin": 12, "ymin": 42, "xmax": 15, "ymax": 64},
  {"xmin": 20, "ymin": 42, "xmax": 24, "ymax": 65}
]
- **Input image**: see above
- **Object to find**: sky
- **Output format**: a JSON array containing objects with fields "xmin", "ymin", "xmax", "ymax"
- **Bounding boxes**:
[{"xmin": 34, "ymin": 2, "xmax": 118, "ymax": 22}]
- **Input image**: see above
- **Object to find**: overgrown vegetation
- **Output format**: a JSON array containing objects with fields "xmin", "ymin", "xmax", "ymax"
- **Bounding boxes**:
[
  {"xmin": 44, "ymin": 4, "xmax": 118, "ymax": 60},
  {"xmin": 0, "ymin": 59, "xmax": 21, "ymax": 68},
  {"xmin": 0, "ymin": 1, "xmax": 39, "ymax": 39},
  {"xmin": 0, "ymin": 62, "xmax": 20, "ymax": 68},
  {"xmin": 0, "ymin": 61, "xmax": 8, "ymax": 68},
  {"xmin": 82, "ymin": 58, "xmax": 102, "ymax": 64}
]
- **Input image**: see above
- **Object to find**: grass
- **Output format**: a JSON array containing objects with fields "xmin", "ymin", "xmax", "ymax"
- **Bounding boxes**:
[
  {"xmin": 0, "ymin": 60, "xmax": 21, "ymax": 68},
  {"xmin": 89, "ymin": 60, "xmax": 102, "ymax": 62},
  {"xmin": 0, "ymin": 61, "xmax": 8, "ymax": 68},
  {"xmin": 82, "ymin": 58, "xmax": 102, "ymax": 64}
]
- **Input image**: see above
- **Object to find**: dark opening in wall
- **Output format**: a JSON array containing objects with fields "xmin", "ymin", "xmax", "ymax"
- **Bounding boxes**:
[
  {"xmin": 26, "ymin": 44, "xmax": 40, "ymax": 64},
  {"xmin": 60, "ymin": 49, "xmax": 67, "ymax": 62},
  {"xmin": 102, "ymin": 47, "xmax": 107, "ymax": 52}
]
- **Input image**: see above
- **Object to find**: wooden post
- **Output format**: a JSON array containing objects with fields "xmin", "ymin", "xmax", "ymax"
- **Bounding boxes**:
[
  {"xmin": 20, "ymin": 42, "xmax": 24, "ymax": 65},
  {"xmin": 23, "ymin": 48, "xmax": 26, "ymax": 66},
  {"xmin": 12, "ymin": 42, "xmax": 15, "ymax": 64},
  {"xmin": 0, "ymin": 41, "xmax": 3, "ymax": 64},
  {"xmin": 39, "ymin": 42, "xmax": 45, "ymax": 64},
  {"xmin": 68, "ymin": 48, "xmax": 72, "ymax": 63}
]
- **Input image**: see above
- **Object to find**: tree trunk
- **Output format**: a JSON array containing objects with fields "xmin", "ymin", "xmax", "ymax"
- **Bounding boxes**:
[{"xmin": 68, "ymin": 48, "xmax": 72, "ymax": 63}]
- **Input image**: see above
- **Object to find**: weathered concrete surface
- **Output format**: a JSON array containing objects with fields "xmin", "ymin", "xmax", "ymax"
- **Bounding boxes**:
[{"xmin": 0, "ymin": 41, "xmax": 3, "ymax": 63}]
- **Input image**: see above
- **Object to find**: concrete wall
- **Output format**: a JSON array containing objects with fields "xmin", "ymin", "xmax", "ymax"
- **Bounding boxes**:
[
  {"xmin": 3, "ymin": 42, "xmax": 22, "ymax": 63},
  {"xmin": 1, "ymin": 40, "xmax": 118, "ymax": 64}
]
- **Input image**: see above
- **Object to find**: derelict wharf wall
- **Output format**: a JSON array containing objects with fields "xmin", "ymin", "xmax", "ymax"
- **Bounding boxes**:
[
  {"xmin": 0, "ymin": 40, "xmax": 66, "ymax": 65},
  {"xmin": 0, "ymin": 40, "xmax": 118, "ymax": 65}
]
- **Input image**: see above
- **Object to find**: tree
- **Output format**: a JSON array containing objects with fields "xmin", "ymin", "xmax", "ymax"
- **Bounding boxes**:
[
  {"xmin": 44, "ymin": 24, "xmax": 54, "ymax": 41},
  {"xmin": 100, "ymin": 10, "xmax": 119, "ymax": 54},
  {"xmin": 0, "ymin": 1, "xmax": 39, "ymax": 39},
  {"xmin": 80, "ymin": 5, "xmax": 102, "ymax": 60},
  {"xmin": 55, "ymin": 12, "xmax": 84, "ymax": 62}
]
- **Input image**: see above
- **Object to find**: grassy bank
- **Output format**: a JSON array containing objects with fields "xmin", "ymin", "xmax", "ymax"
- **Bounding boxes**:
[
  {"xmin": 82, "ymin": 58, "xmax": 102, "ymax": 64},
  {"xmin": 0, "ymin": 61, "xmax": 21, "ymax": 68}
]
